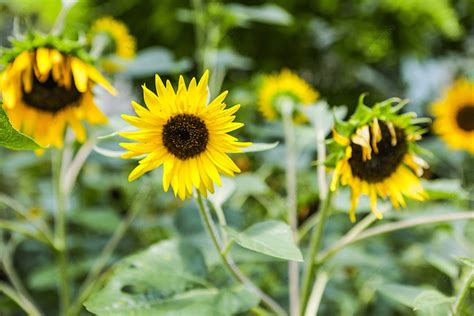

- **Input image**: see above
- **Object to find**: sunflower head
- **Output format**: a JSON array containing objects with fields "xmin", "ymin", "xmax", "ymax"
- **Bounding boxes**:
[
  {"xmin": 0, "ymin": 33, "xmax": 116, "ymax": 147},
  {"xmin": 327, "ymin": 95, "xmax": 429, "ymax": 222},
  {"xmin": 91, "ymin": 17, "xmax": 136, "ymax": 60},
  {"xmin": 257, "ymin": 69, "xmax": 319, "ymax": 121},
  {"xmin": 432, "ymin": 79, "xmax": 474, "ymax": 154},
  {"xmin": 120, "ymin": 71, "xmax": 251, "ymax": 200}
]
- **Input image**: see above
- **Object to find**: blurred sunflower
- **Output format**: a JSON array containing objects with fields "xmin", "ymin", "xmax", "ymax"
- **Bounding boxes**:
[
  {"xmin": 328, "ymin": 96, "xmax": 428, "ymax": 222},
  {"xmin": 0, "ymin": 35, "xmax": 116, "ymax": 147},
  {"xmin": 120, "ymin": 71, "xmax": 251, "ymax": 200},
  {"xmin": 258, "ymin": 69, "xmax": 319, "ymax": 121},
  {"xmin": 91, "ymin": 17, "xmax": 136, "ymax": 59},
  {"xmin": 432, "ymin": 79, "xmax": 474, "ymax": 154}
]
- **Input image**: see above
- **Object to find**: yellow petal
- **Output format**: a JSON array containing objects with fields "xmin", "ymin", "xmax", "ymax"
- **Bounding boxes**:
[
  {"xmin": 87, "ymin": 64, "xmax": 117, "ymax": 95},
  {"xmin": 70, "ymin": 57, "xmax": 89, "ymax": 93},
  {"xmin": 36, "ymin": 48, "xmax": 52, "ymax": 76}
]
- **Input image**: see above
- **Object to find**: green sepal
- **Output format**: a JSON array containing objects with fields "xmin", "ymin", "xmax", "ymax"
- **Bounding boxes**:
[{"xmin": 1, "ymin": 32, "xmax": 93, "ymax": 65}]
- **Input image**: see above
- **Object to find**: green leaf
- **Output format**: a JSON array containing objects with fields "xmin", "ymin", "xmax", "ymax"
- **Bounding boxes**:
[
  {"xmin": 457, "ymin": 257, "xmax": 474, "ymax": 269},
  {"xmin": 205, "ymin": 48, "xmax": 253, "ymax": 71},
  {"xmin": 92, "ymin": 145, "xmax": 126, "ymax": 158},
  {"xmin": 301, "ymin": 101, "xmax": 347, "ymax": 137},
  {"xmin": 69, "ymin": 208, "xmax": 121, "ymax": 234},
  {"xmin": 242, "ymin": 142, "xmax": 279, "ymax": 153},
  {"xmin": 93, "ymin": 145, "xmax": 145, "ymax": 160},
  {"xmin": 425, "ymin": 253, "xmax": 459, "ymax": 279},
  {"xmin": 226, "ymin": 3, "xmax": 293, "ymax": 26},
  {"xmin": 225, "ymin": 220, "xmax": 303, "ymax": 262},
  {"xmin": 422, "ymin": 179, "xmax": 465, "ymax": 200},
  {"xmin": 378, "ymin": 283, "xmax": 425, "ymax": 308},
  {"xmin": 0, "ymin": 107, "xmax": 41, "ymax": 150},
  {"xmin": 84, "ymin": 240, "xmax": 258, "ymax": 316},
  {"xmin": 124, "ymin": 47, "xmax": 192, "ymax": 77},
  {"xmin": 413, "ymin": 290, "xmax": 454, "ymax": 311}
]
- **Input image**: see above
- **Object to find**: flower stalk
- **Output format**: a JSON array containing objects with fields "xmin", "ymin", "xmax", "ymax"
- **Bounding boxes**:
[
  {"xmin": 300, "ymin": 188, "xmax": 333, "ymax": 313},
  {"xmin": 52, "ymin": 148, "xmax": 70, "ymax": 314},
  {"xmin": 195, "ymin": 193, "xmax": 287, "ymax": 316},
  {"xmin": 281, "ymin": 98, "xmax": 300, "ymax": 316},
  {"xmin": 451, "ymin": 270, "xmax": 474, "ymax": 316}
]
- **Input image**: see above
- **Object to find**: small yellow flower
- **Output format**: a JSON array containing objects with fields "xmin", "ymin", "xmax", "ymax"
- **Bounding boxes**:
[
  {"xmin": 432, "ymin": 79, "xmax": 474, "ymax": 154},
  {"xmin": 0, "ymin": 48, "xmax": 116, "ymax": 147},
  {"xmin": 120, "ymin": 71, "xmax": 251, "ymax": 200},
  {"xmin": 257, "ymin": 69, "xmax": 319, "ymax": 121},
  {"xmin": 91, "ymin": 17, "xmax": 136, "ymax": 59},
  {"xmin": 329, "ymin": 98, "xmax": 428, "ymax": 222}
]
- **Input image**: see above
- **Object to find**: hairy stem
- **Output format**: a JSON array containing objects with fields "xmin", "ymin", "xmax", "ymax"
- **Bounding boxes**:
[
  {"xmin": 281, "ymin": 100, "xmax": 300, "ymax": 316},
  {"xmin": 304, "ymin": 271, "xmax": 328, "ymax": 316},
  {"xmin": 52, "ymin": 149, "xmax": 70, "ymax": 314},
  {"xmin": 195, "ymin": 193, "xmax": 287, "ymax": 316},
  {"xmin": 300, "ymin": 190, "xmax": 333, "ymax": 313},
  {"xmin": 302, "ymin": 118, "xmax": 329, "ymax": 316}
]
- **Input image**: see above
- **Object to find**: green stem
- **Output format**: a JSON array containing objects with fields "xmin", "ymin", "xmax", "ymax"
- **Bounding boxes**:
[
  {"xmin": 211, "ymin": 202, "xmax": 229, "ymax": 244},
  {"xmin": 1, "ymin": 238, "xmax": 43, "ymax": 316},
  {"xmin": 0, "ymin": 220, "xmax": 48, "ymax": 244},
  {"xmin": 0, "ymin": 281, "xmax": 40, "ymax": 316},
  {"xmin": 304, "ymin": 271, "xmax": 328, "ymax": 316},
  {"xmin": 52, "ymin": 149, "xmax": 70, "ymax": 314},
  {"xmin": 302, "ymin": 118, "xmax": 330, "ymax": 316},
  {"xmin": 451, "ymin": 270, "xmax": 474, "ymax": 316},
  {"xmin": 68, "ymin": 182, "xmax": 153, "ymax": 315},
  {"xmin": 195, "ymin": 193, "xmax": 287, "ymax": 316},
  {"xmin": 0, "ymin": 193, "xmax": 54, "ymax": 246},
  {"xmin": 191, "ymin": 0, "xmax": 206, "ymax": 74},
  {"xmin": 318, "ymin": 211, "xmax": 474, "ymax": 264},
  {"xmin": 281, "ymin": 99, "xmax": 300, "ymax": 316},
  {"xmin": 300, "ymin": 189, "xmax": 333, "ymax": 313}
]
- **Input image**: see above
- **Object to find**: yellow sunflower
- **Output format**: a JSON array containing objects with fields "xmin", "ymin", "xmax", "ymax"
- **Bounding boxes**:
[
  {"xmin": 432, "ymin": 79, "xmax": 474, "ymax": 154},
  {"xmin": 120, "ymin": 71, "xmax": 251, "ymax": 200},
  {"xmin": 91, "ymin": 17, "xmax": 136, "ymax": 59},
  {"xmin": 258, "ymin": 69, "xmax": 319, "ymax": 121},
  {"xmin": 0, "ymin": 46, "xmax": 116, "ymax": 147},
  {"xmin": 329, "ymin": 97, "xmax": 428, "ymax": 222}
]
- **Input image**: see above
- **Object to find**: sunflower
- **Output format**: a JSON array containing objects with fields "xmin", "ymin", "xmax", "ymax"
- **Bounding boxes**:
[
  {"xmin": 328, "ymin": 96, "xmax": 428, "ymax": 222},
  {"xmin": 0, "ymin": 36, "xmax": 116, "ymax": 147},
  {"xmin": 432, "ymin": 79, "xmax": 474, "ymax": 154},
  {"xmin": 120, "ymin": 71, "xmax": 251, "ymax": 200},
  {"xmin": 91, "ymin": 17, "xmax": 136, "ymax": 59},
  {"xmin": 258, "ymin": 69, "xmax": 319, "ymax": 121}
]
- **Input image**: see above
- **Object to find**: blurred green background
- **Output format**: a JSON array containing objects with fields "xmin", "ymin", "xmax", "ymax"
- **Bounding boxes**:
[{"xmin": 0, "ymin": 0, "xmax": 473, "ymax": 315}]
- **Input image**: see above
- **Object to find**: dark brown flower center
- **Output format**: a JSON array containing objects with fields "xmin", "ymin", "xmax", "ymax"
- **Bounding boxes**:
[
  {"xmin": 349, "ymin": 121, "xmax": 407, "ymax": 183},
  {"xmin": 456, "ymin": 105, "xmax": 474, "ymax": 131},
  {"xmin": 22, "ymin": 75, "xmax": 83, "ymax": 113},
  {"xmin": 162, "ymin": 114, "xmax": 209, "ymax": 160}
]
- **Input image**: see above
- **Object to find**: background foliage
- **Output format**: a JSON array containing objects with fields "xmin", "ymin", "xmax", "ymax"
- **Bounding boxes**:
[{"xmin": 0, "ymin": 0, "xmax": 473, "ymax": 315}]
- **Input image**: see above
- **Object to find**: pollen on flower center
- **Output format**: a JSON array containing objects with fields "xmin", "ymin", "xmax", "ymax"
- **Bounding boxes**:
[
  {"xmin": 456, "ymin": 105, "xmax": 474, "ymax": 131},
  {"xmin": 162, "ymin": 114, "xmax": 209, "ymax": 160},
  {"xmin": 22, "ymin": 75, "xmax": 83, "ymax": 113},
  {"xmin": 349, "ymin": 121, "xmax": 407, "ymax": 183}
]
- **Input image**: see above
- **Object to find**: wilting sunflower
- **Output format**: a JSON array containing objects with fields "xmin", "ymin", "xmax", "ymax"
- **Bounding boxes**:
[
  {"xmin": 91, "ymin": 17, "xmax": 136, "ymax": 59},
  {"xmin": 120, "ymin": 71, "xmax": 251, "ymax": 200},
  {"xmin": 432, "ymin": 79, "xmax": 474, "ymax": 154},
  {"xmin": 258, "ymin": 69, "xmax": 319, "ymax": 121},
  {"xmin": 328, "ymin": 96, "xmax": 428, "ymax": 222},
  {"xmin": 0, "ymin": 35, "xmax": 116, "ymax": 147}
]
